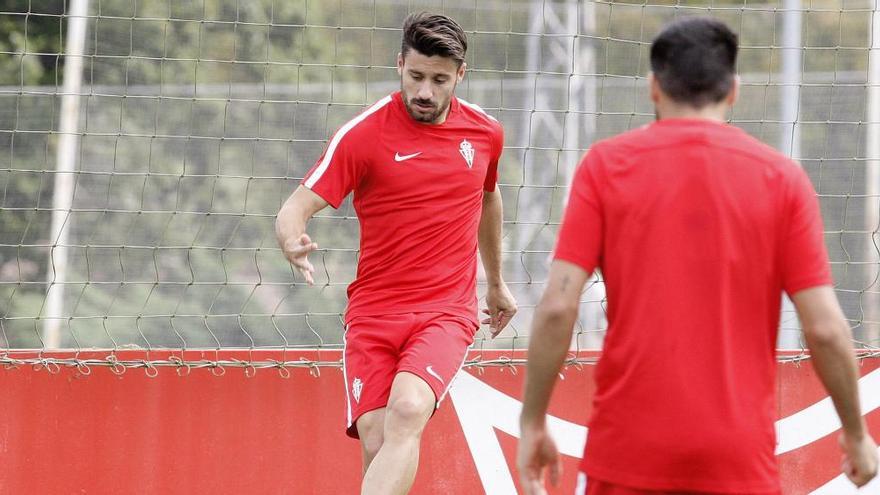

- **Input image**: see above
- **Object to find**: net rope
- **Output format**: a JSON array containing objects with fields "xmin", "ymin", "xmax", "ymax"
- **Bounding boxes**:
[{"xmin": 0, "ymin": 0, "xmax": 876, "ymax": 372}]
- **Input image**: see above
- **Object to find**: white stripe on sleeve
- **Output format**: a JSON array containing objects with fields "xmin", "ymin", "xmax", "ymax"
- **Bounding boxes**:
[
  {"xmin": 304, "ymin": 94, "xmax": 393, "ymax": 189},
  {"xmin": 458, "ymin": 97, "xmax": 498, "ymax": 122}
]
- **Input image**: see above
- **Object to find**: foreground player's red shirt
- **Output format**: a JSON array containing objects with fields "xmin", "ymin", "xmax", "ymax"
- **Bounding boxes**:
[
  {"xmin": 555, "ymin": 119, "xmax": 831, "ymax": 493},
  {"xmin": 303, "ymin": 91, "xmax": 503, "ymax": 326}
]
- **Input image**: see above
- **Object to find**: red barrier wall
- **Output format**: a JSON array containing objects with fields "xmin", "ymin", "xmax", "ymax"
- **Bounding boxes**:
[{"xmin": 1, "ymin": 350, "xmax": 879, "ymax": 494}]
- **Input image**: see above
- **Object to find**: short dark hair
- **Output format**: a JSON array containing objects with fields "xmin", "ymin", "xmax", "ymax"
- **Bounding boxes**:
[
  {"xmin": 401, "ymin": 12, "xmax": 468, "ymax": 66},
  {"xmin": 650, "ymin": 16, "xmax": 739, "ymax": 107}
]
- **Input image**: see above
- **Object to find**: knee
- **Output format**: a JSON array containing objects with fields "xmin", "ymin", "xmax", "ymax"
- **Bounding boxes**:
[{"xmin": 385, "ymin": 395, "xmax": 434, "ymax": 434}]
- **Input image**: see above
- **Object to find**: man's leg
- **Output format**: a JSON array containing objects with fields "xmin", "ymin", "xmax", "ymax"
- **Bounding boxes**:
[
  {"xmin": 344, "ymin": 315, "xmax": 409, "ymax": 474},
  {"xmin": 356, "ymin": 408, "xmax": 386, "ymax": 473},
  {"xmin": 360, "ymin": 371, "xmax": 435, "ymax": 495}
]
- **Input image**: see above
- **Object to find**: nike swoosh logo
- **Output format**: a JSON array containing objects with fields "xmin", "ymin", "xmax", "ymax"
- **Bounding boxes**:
[
  {"xmin": 426, "ymin": 365, "xmax": 444, "ymax": 384},
  {"xmin": 394, "ymin": 152, "xmax": 422, "ymax": 162}
]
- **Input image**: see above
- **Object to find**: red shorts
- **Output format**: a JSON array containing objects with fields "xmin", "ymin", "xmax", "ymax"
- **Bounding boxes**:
[
  {"xmin": 576, "ymin": 475, "xmax": 781, "ymax": 495},
  {"xmin": 342, "ymin": 312, "xmax": 476, "ymax": 438}
]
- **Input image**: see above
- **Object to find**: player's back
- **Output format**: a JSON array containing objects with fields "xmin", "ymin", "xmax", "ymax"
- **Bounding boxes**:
[{"xmin": 578, "ymin": 118, "xmax": 829, "ymax": 492}]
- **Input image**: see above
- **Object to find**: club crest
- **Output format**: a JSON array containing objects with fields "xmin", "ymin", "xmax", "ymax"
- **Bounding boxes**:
[
  {"xmin": 352, "ymin": 377, "xmax": 363, "ymax": 403},
  {"xmin": 459, "ymin": 139, "xmax": 475, "ymax": 168}
]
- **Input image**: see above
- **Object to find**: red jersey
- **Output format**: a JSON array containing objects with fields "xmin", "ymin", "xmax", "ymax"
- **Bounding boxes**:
[
  {"xmin": 303, "ymin": 91, "xmax": 503, "ymax": 326},
  {"xmin": 554, "ymin": 119, "xmax": 832, "ymax": 492}
]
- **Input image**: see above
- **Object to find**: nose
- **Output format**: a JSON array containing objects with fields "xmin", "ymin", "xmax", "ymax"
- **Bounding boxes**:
[{"xmin": 416, "ymin": 81, "xmax": 432, "ymax": 101}]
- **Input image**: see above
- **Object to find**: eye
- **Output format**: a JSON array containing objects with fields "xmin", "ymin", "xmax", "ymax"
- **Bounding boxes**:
[
  {"xmin": 410, "ymin": 74, "xmax": 424, "ymax": 81},
  {"xmin": 434, "ymin": 77, "xmax": 448, "ymax": 84}
]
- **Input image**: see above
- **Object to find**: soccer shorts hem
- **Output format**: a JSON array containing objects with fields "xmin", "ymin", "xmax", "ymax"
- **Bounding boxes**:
[{"xmin": 343, "ymin": 312, "xmax": 475, "ymax": 439}]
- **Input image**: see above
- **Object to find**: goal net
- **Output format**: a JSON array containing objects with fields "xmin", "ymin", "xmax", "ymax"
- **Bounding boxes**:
[{"xmin": 0, "ymin": 0, "xmax": 878, "ymax": 370}]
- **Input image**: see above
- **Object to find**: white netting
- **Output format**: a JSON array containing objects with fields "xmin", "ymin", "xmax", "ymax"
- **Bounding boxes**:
[{"xmin": 0, "ymin": 0, "xmax": 877, "ymax": 368}]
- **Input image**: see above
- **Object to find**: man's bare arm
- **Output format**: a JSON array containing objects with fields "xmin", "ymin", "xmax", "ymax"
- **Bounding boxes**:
[
  {"xmin": 792, "ymin": 286, "xmax": 878, "ymax": 486},
  {"xmin": 518, "ymin": 260, "xmax": 590, "ymax": 494},
  {"xmin": 478, "ymin": 188, "xmax": 517, "ymax": 335},
  {"xmin": 275, "ymin": 185, "xmax": 330, "ymax": 285}
]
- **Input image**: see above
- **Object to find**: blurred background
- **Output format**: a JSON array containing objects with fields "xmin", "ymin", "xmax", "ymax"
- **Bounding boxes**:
[{"xmin": 0, "ymin": 0, "xmax": 877, "ymax": 360}]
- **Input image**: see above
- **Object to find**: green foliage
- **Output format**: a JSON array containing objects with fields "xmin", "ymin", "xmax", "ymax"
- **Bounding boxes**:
[
  {"xmin": 0, "ymin": 0, "xmax": 65, "ymax": 86},
  {"xmin": 0, "ymin": 0, "xmax": 875, "ymax": 348}
]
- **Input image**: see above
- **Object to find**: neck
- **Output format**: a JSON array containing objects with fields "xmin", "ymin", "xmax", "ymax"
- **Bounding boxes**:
[
  {"xmin": 656, "ymin": 101, "xmax": 728, "ymax": 123},
  {"xmin": 433, "ymin": 94, "xmax": 455, "ymax": 125},
  {"xmin": 433, "ymin": 107, "xmax": 450, "ymax": 125}
]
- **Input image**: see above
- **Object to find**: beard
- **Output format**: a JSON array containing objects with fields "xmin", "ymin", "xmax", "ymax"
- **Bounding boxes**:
[
  {"xmin": 403, "ymin": 95, "xmax": 447, "ymax": 123},
  {"xmin": 400, "ymin": 81, "xmax": 455, "ymax": 124}
]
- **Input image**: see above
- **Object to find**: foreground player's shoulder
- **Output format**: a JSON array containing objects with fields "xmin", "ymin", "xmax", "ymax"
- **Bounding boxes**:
[
  {"xmin": 729, "ymin": 127, "xmax": 787, "ymax": 159},
  {"xmin": 578, "ymin": 127, "xmax": 647, "ymax": 167},
  {"xmin": 590, "ymin": 125, "xmax": 654, "ymax": 160},
  {"xmin": 722, "ymin": 128, "xmax": 802, "ymax": 175},
  {"xmin": 613, "ymin": 122, "xmax": 656, "ymax": 145}
]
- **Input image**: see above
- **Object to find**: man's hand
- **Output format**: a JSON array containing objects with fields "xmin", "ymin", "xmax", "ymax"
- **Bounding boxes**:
[
  {"xmin": 517, "ymin": 423, "xmax": 562, "ymax": 495},
  {"xmin": 275, "ymin": 186, "xmax": 329, "ymax": 285},
  {"xmin": 281, "ymin": 233, "xmax": 318, "ymax": 285},
  {"xmin": 482, "ymin": 282, "xmax": 517, "ymax": 338},
  {"xmin": 840, "ymin": 432, "xmax": 879, "ymax": 487}
]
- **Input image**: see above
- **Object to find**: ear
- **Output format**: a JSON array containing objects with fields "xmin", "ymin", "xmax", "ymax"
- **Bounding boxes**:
[
  {"xmin": 397, "ymin": 52, "xmax": 404, "ymax": 76},
  {"xmin": 648, "ymin": 72, "xmax": 661, "ymax": 105},
  {"xmin": 456, "ymin": 62, "xmax": 467, "ymax": 83},
  {"xmin": 727, "ymin": 75, "xmax": 740, "ymax": 106}
]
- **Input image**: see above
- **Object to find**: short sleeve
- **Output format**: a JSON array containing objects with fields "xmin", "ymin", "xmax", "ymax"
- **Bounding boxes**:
[
  {"xmin": 553, "ymin": 149, "xmax": 604, "ymax": 274},
  {"xmin": 780, "ymin": 167, "xmax": 833, "ymax": 295},
  {"xmin": 302, "ymin": 128, "xmax": 364, "ymax": 209},
  {"xmin": 483, "ymin": 124, "xmax": 504, "ymax": 192}
]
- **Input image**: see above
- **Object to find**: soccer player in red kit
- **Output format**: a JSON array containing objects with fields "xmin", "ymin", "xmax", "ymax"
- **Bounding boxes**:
[
  {"xmin": 518, "ymin": 16, "xmax": 877, "ymax": 495},
  {"xmin": 275, "ymin": 12, "xmax": 516, "ymax": 495}
]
